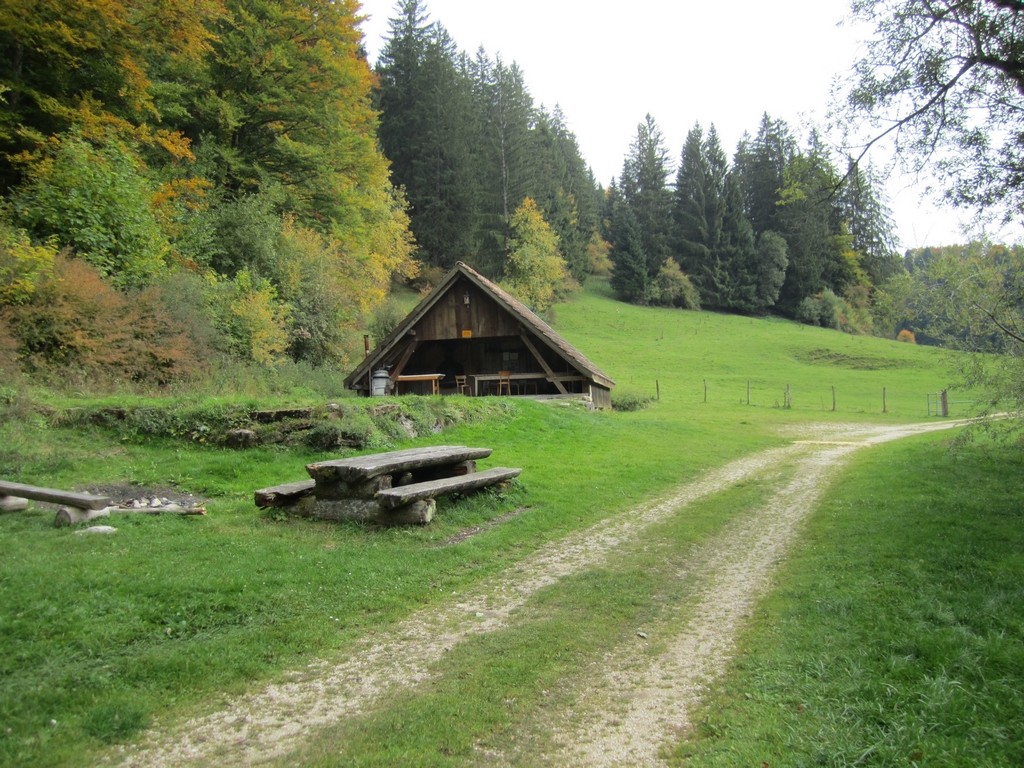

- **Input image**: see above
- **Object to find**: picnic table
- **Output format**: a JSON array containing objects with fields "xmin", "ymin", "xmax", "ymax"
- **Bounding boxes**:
[
  {"xmin": 255, "ymin": 445, "xmax": 521, "ymax": 525},
  {"xmin": 395, "ymin": 373, "xmax": 445, "ymax": 395}
]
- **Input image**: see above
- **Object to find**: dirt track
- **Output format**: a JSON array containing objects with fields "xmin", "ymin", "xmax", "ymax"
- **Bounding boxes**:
[{"xmin": 113, "ymin": 419, "xmax": 972, "ymax": 767}]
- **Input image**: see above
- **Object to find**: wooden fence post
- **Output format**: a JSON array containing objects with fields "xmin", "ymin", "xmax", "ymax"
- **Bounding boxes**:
[
  {"xmin": 703, "ymin": 379, "xmax": 707, "ymax": 403},
  {"xmin": 883, "ymin": 386, "xmax": 888, "ymax": 414}
]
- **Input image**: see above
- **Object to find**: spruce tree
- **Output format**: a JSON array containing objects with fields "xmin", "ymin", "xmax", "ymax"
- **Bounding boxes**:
[
  {"xmin": 619, "ymin": 114, "xmax": 673, "ymax": 284},
  {"xmin": 376, "ymin": 1, "xmax": 478, "ymax": 268},
  {"xmin": 609, "ymin": 194, "xmax": 650, "ymax": 304}
]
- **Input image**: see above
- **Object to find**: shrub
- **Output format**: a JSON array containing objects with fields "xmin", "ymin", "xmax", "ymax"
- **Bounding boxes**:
[
  {"xmin": 204, "ymin": 270, "xmax": 291, "ymax": 366},
  {"xmin": 897, "ymin": 328, "xmax": 917, "ymax": 343},
  {"xmin": 0, "ymin": 220, "xmax": 58, "ymax": 305},
  {"xmin": 368, "ymin": 298, "xmax": 407, "ymax": 347},
  {"xmin": 2, "ymin": 255, "xmax": 205, "ymax": 386},
  {"xmin": 10, "ymin": 133, "xmax": 168, "ymax": 288},
  {"xmin": 653, "ymin": 258, "xmax": 701, "ymax": 310},
  {"xmin": 796, "ymin": 290, "xmax": 843, "ymax": 330},
  {"xmin": 612, "ymin": 392, "xmax": 654, "ymax": 411}
]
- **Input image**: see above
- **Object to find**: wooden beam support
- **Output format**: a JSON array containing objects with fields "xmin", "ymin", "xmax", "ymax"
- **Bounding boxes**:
[
  {"xmin": 389, "ymin": 339, "xmax": 418, "ymax": 380},
  {"xmin": 519, "ymin": 334, "xmax": 569, "ymax": 395}
]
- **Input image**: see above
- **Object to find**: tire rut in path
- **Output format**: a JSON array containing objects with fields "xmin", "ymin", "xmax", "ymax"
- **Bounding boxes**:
[
  {"xmin": 112, "ymin": 420, "xmax": 971, "ymax": 767},
  {"xmin": 515, "ymin": 419, "xmax": 974, "ymax": 767}
]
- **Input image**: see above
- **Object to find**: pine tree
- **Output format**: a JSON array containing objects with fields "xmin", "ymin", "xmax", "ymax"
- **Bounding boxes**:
[
  {"xmin": 673, "ymin": 123, "xmax": 731, "ymax": 306},
  {"xmin": 836, "ymin": 161, "xmax": 902, "ymax": 286},
  {"xmin": 619, "ymin": 114, "xmax": 673, "ymax": 283},
  {"xmin": 718, "ymin": 170, "xmax": 764, "ymax": 311},
  {"xmin": 733, "ymin": 114, "xmax": 797, "ymax": 238},
  {"xmin": 376, "ymin": 1, "xmax": 478, "ymax": 268},
  {"xmin": 609, "ymin": 191, "xmax": 650, "ymax": 304},
  {"xmin": 774, "ymin": 133, "xmax": 842, "ymax": 312}
]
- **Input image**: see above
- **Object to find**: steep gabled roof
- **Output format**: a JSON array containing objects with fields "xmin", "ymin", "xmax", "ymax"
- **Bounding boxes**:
[{"xmin": 344, "ymin": 261, "xmax": 615, "ymax": 390}]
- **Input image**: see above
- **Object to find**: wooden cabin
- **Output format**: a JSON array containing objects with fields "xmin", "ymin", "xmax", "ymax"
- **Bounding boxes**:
[{"xmin": 345, "ymin": 262, "xmax": 615, "ymax": 409}]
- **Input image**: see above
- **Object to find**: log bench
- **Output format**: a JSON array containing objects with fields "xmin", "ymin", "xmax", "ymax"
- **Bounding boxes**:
[
  {"xmin": 0, "ymin": 480, "xmax": 114, "ymax": 526},
  {"xmin": 0, "ymin": 480, "xmax": 112, "ymax": 511},
  {"xmin": 255, "ymin": 446, "xmax": 520, "ymax": 525},
  {"xmin": 375, "ymin": 467, "xmax": 522, "ymax": 509},
  {"xmin": 254, "ymin": 479, "xmax": 316, "ymax": 508}
]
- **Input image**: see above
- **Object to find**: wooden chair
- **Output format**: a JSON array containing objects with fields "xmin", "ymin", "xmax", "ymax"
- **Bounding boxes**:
[
  {"xmin": 497, "ymin": 370, "xmax": 512, "ymax": 396},
  {"xmin": 455, "ymin": 374, "xmax": 469, "ymax": 395}
]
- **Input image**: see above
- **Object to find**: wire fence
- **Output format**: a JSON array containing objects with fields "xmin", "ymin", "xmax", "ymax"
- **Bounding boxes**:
[{"xmin": 646, "ymin": 379, "xmax": 983, "ymax": 418}]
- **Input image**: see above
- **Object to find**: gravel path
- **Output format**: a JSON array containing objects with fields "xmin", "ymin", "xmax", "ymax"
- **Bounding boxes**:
[{"xmin": 112, "ymin": 419, "xmax": 972, "ymax": 767}]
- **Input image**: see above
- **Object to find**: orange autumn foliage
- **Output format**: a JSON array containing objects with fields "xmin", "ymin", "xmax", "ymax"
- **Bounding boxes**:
[{"xmin": 2, "ymin": 255, "xmax": 206, "ymax": 385}]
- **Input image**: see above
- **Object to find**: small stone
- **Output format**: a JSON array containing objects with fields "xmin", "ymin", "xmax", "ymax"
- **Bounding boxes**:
[
  {"xmin": 637, "ymin": 631, "xmax": 648, "ymax": 639},
  {"xmin": 75, "ymin": 526, "xmax": 118, "ymax": 535},
  {"xmin": 226, "ymin": 428, "xmax": 259, "ymax": 448}
]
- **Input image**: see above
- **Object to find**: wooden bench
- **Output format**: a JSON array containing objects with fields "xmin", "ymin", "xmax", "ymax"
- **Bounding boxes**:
[
  {"xmin": 0, "ymin": 480, "xmax": 112, "ymax": 511},
  {"xmin": 376, "ymin": 467, "xmax": 521, "ymax": 509},
  {"xmin": 254, "ymin": 479, "xmax": 316, "ymax": 508},
  {"xmin": 257, "ymin": 446, "xmax": 520, "ymax": 526},
  {"xmin": 0, "ymin": 480, "xmax": 114, "ymax": 527}
]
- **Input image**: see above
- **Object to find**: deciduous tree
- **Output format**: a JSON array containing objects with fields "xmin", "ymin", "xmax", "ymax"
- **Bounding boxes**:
[
  {"xmin": 844, "ymin": 0, "xmax": 1024, "ymax": 222},
  {"xmin": 501, "ymin": 197, "xmax": 569, "ymax": 312}
]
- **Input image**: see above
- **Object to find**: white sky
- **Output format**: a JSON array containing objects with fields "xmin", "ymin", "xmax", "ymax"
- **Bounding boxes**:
[{"xmin": 358, "ymin": 0, "xmax": 1022, "ymax": 250}]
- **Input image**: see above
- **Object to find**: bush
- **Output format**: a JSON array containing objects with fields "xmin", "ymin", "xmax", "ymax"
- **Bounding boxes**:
[
  {"xmin": 2, "ymin": 255, "xmax": 206, "ymax": 386},
  {"xmin": 10, "ymin": 133, "xmax": 168, "ymax": 288},
  {"xmin": 368, "ymin": 298, "xmax": 408, "ymax": 347},
  {"xmin": 796, "ymin": 290, "xmax": 843, "ymax": 330},
  {"xmin": 653, "ymin": 258, "xmax": 701, "ymax": 310},
  {"xmin": 896, "ymin": 328, "xmax": 917, "ymax": 343},
  {"xmin": 612, "ymin": 392, "xmax": 654, "ymax": 411},
  {"xmin": 0, "ymin": 219, "xmax": 58, "ymax": 305}
]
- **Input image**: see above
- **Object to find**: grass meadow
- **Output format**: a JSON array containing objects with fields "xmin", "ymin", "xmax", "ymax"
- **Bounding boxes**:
[{"xmin": 0, "ymin": 279, "xmax": 1019, "ymax": 766}]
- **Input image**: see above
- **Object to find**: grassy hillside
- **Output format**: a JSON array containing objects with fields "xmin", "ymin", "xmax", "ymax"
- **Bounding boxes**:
[
  {"xmin": 558, "ymin": 279, "xmax": 961, "ymax": 420},
  {"xmin": 0, "ymin": 281, "xmax": 997, "ymax": 767}
]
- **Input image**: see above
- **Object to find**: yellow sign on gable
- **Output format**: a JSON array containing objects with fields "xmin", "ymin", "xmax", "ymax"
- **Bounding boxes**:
[{"xmin": 461, "ymin": 329, "xmax": 473, "ymax": 338}]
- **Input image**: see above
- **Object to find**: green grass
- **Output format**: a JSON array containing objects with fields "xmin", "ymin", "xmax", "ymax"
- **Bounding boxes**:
[
  {"xmin": 0, "ymin": 279, "xmax": 1011, "ymax": 766},
  {"xmin": 673, "ymin": 432, "xmax": 1024, "ymax": 767}
]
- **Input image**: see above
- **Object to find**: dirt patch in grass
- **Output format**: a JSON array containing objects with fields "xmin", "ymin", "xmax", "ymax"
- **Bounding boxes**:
[{"xmin": 77, "ymin": 483, "xmax": 208, "ymax": 509}]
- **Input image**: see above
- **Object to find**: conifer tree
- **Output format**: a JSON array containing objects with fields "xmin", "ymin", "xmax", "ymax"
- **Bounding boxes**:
[
  {"xmin": 619, "ymin": 114, "xmax": 673, "ymax": 281},
  {"xmin": 609, "ymin": 192, "xmax": 650, "ymax": 304},
  {"xmin": 376, "ymin": 1, "xmax": 478, "ymax": 267}
]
